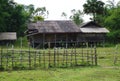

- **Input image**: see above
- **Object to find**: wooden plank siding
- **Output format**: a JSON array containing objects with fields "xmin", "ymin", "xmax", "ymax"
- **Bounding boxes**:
[{"xmin": 77, "ymin": 33, "xmax": 106, "ymax": 42}]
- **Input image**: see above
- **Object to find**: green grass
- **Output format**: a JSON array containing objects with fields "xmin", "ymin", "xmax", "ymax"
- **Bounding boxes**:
[
  {"xmin": 0, "ymin": 66, "xmax": 120, "ymax": 81},
  {"xmin": 0, "ymin": 45, "xmax": 120, "ymax": 81}
]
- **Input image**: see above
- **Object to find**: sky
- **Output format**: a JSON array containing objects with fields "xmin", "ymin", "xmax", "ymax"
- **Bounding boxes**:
[{"xmin": 14, "ymin": 0, "xmax": 119, "ymax": 22}]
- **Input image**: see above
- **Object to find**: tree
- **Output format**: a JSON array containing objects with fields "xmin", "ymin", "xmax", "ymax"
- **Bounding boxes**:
[
  {"xmin": 34, "ymin": 16, "xmax": 44, "ymax": 22},
  {"xmin": 24, "ymin": 4, "xmax": 35, "ymax": 22},
  {"xmin": 89, "ymin": 0, "xmax": 120, "ymax": 43},
  {"xmin": 83, "ymin": 0, "xmax": 105, "ymax": 22},
  {"xmin": 61, "ymin": 9, "xmax": 83, "ymax": 25},
  {"xmin": 61, "ymin": 12, "xmax": 67, "ymax": 19},
  {"xmin": 0, "ymin": 0, "xmax": 29, "ymax": 37},
  {"xmin": 106, "ymin": 0, "xmax": 120, "ymax": 9},
  {"xmin": 0, "ymin": 0, "xmax": 49, "ymax": 37},
  {"xmin": 12, "ymin": 5, "xmax": 49, "ymax": 36},
  {"xmin": 0, "ymin": 0, "xmax": 16, "ymax": 32},
  {"xmin": 70, "ymin": 9, "xmax": 83, "ymax": 25},
  {"xmin": 10, "ymin": 4, "xmax": 30, "ymax": 37},
  {"xmin": 101, "ymin": 5, "xmax": 120, "ymax": 43},
  {"xmin": 24, "ymin": 6, "xmax": 49, "ymax": 22}
]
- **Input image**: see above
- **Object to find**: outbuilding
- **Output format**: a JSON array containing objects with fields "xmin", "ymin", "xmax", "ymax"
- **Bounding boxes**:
[
  {"xmin": 0, "ymin": 32, "xmax": 17, "ymax": 45},
  {"xmin": 78, "ymin": 21, "xmax": 109, "ymax": 45}
]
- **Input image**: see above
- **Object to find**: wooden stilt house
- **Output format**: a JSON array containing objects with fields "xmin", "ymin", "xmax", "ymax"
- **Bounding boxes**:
[
  {"xmin": 26, "ymin": 20, "xmax": 80, "ymax": 48},
  {"xmin": 26, "ymin": 20, "xmax": 109, "ymax": 48},
  {"xmin": 78, "ymin": 21, "xmax": 109, "ymax": 45}
]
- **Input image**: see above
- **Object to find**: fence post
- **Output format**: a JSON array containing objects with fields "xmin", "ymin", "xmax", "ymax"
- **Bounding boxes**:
[
  {"xmin": 81, "ymin": 46, "xmax": 84, "ymax": 63},
  {"xmin": 94, "ymin": 46, "xmax": 97, "ymax": 66},
  {"xmin": 86, "ymin": 47, "xmax": 89, "ymax": 65},
  {"xmin": 28, "ymin": 45, "xmax": 31, "ymax": 69},
  {"xmin": 34, "ymin": 51, "xmax": 36, "ymax": 68},
  {"xmin": 48, "ymin": 48, "xmax": 50, "ymax": 67},
  {"xmin": 6, "ymin": 44, "xmax": 9, "ymax": 70},
  {"xmin": 20, "ymin": 47, "xmax": 23, "ymax": 67},
  {"xmin": 43, "ymin": 49, "xmax": 45, "ymax": 68},
  {"xmin": 91, "ymin": 45, "xmax": 93, "ymax": 65},
  {"xmin": 74, "ymin": 45, "xmax": 77, "ymax": 65},
  {"xmin": 114, "ymin": 45, "xmax": 118, "ymax": 65},
  {"xmin": 38, "ymin": 51, "xmax": 41, "ymax": 66},
  {"xmin": 57, "ymin": 48, "xmax": 59, "ymax": 67},
  {"xmin": 71, "ymin": 48, "xmax": 73, "ymax": 67},
  {"xmin": 0, "ymin": 48, "xmax": 3, "ymax": 68},
  {"xmin": 63, "ymin": 48, "xmax": 65, "ymax": 65},
  {"xmin": 54, "ymin": 48, "xmax": 56, "ymax": 67},
  {"xmin": 66, "ymin": 49, "xmax": 68, "ymax": 67},
  {"xmin": 12, "ymin": 46, "xmax": 14, "ymax": 68}
]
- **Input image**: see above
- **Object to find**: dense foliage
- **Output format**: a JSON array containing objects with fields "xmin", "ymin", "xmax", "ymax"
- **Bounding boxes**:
[
  {"xmin": 99, "ymin": 1, "xmax": 120, "ymax": 43},
  {"xmin": 83, "ymin": 0, "xmax": 105, "ymax": 21},
  {"xmin": 61, "ymin": 9, "xmax": 83, "ymax": 25},
  {"xmin": 104, "ymin": 7, "xmax": 120, "ymax": 43},
  {"xmin": 0, "ymin": 0, "xmax": 28, "ymax": 37},
  {"xmin": 83, "ymin": 0, "xmax": 120, "ymax": 43},
  {"xmin": 0, "ymin": 0, "xmax": 48, "ymax": 37},
  {"xmin": 70, "ymin": 9, "xmax": 83, "ymax": 25}
]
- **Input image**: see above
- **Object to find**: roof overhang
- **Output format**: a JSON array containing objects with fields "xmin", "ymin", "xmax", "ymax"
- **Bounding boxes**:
[
  {"xmin": 0, "ymin": 32, "xmax": 17, "ymax": 40},
  {"xmin": 26, "ymin": 32, "xmax": 80, "ymax": 36},
  {"xmin": 80, "ymin": 28, "xmax": 109, "ymax": 33}
]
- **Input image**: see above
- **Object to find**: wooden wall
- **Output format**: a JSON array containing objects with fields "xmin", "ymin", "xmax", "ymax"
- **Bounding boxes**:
[{"xmin": 28, "ymin": 33, "xmax": 106, "ymax": 48}]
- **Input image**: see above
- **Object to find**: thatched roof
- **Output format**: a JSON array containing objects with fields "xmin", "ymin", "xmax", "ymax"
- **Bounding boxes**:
[
  {"xmin": 27, "ymin": 21, "xmax": 109, "ymax": 35},
  {"xmin": 0, "ymin": 32, "xmax": 17, "ymax": 40},
  {"xmin": 27, "ymin": 20, "xmax": 80, "ymax": 34},
  {"xmin": 80, "ymin": 21, "xmax": 109, "ymax": 33}
]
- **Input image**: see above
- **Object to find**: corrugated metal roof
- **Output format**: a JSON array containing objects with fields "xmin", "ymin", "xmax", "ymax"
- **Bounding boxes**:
[
  {"xmin": 28, "ymin": 20, "xmax": 80, "ymax": 33},
  {"xmin": 80, "ymin": 28, "xmax": 109, "ymax": 33}
]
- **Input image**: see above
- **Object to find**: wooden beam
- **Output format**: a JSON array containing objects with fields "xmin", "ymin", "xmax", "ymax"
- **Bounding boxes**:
[
  {"xmin": 43, "ymin": 33, "xmax": 45, "ymax": 49},
  {"xmin": 66, "ymin": 34, "xmax": 68, "ymax": 48},
  {"xmin": 55, "ymin": 34, "xmax": 56, "ymax": 47}
]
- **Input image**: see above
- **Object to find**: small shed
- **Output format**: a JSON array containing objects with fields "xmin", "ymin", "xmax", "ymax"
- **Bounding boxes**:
[
  {"xmin": 0, "ymin": 32, "xmax": 17, "ymax": 45},
  {"xmin": 77, "ymin": 21, "xmax": 109, "ymax": 45}
]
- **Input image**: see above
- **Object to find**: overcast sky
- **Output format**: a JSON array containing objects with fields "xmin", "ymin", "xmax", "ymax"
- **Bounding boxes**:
[{"xmin": 14, "ymin": 0, "xmax": 119, "ymax": 22}]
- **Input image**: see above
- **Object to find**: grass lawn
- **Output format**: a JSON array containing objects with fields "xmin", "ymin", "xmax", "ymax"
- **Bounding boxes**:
[
  {"xmin": 0, "ymin": 66, "xmax": 120, "ymax": 81},
  {"xmin": 0, "ymin": 45, "xmax": 120, "ymax": 81}
]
